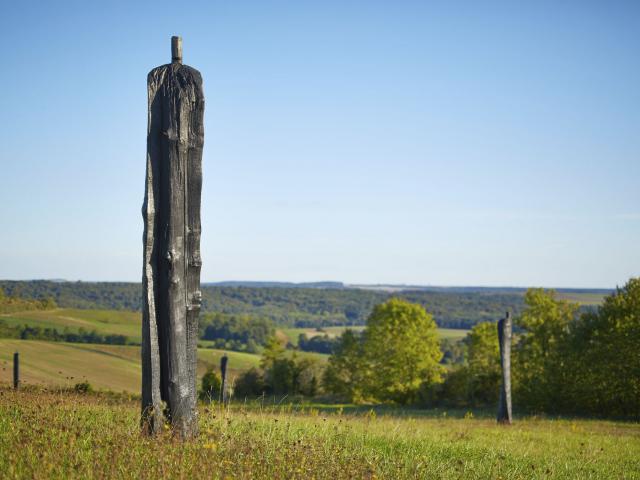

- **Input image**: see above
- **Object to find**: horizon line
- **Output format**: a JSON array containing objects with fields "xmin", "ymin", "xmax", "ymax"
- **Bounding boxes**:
[{"xmin": 0, "ymin": 278, "xmax": 618, "ymax": 292}]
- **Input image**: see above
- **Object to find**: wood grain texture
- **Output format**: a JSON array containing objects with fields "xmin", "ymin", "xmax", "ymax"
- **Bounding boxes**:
[
  {"xmin": 497, "ymin": 312, "xmax": 513, "ymax": 424},
  {"xmin": 142, "ymin": 45, "xmax": 204, "ymax": 437}
]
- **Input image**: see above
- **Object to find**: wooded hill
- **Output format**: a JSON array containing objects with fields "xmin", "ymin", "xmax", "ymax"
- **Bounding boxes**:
[{"xmin": 0, "ymin": 280, "xmax": 607, "ymax": 329}]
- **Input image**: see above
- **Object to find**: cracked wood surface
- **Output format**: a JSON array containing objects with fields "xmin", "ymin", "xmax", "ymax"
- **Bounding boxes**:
[
  {"xmin": 497, "ymin": 312, "xmax": 513, "ymax": 424},
  {"xmin": 142, "ymin": 38, "xmax": 204, "ymax": 438}
]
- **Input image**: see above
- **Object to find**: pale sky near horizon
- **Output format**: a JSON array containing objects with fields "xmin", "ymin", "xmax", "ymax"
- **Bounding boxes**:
[{"xmin": 0, "ymin": 1, "xmax": 638, "ymax": 288}]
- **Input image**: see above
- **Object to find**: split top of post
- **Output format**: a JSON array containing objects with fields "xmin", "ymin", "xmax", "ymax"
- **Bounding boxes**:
[{"xmin": 172, "ymin": 36, "xmax": 182, "ymax": 64}]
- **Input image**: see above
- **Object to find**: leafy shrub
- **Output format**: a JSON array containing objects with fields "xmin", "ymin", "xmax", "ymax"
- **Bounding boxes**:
[
  {"xmin": 233, "ymin": 368, "xmax": 265, "ymax": 399},
  {"xmin": 199, "ymin": 370, "xmax": 222, "ymax": 402},
  {"xmin": 74, "ymin": 381, "xmax": 93, "ymax": 394}
]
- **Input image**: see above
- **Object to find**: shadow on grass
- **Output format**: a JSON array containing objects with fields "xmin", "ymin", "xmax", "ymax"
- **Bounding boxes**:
[
  {"xmin": 220, "ymin": 396, "xmax": 640, "ymax": 422},
  {"xmin": 222, "ymin": 394, "xmax": 495, "ymax": 419}
]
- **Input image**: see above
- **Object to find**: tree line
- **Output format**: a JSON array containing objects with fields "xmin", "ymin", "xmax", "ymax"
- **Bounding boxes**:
[
  {"xmin": 0, "ymin": 287, "xmax": 56, "ymax": 314},
  {"xmin": 0, "ymin": 322, "xmax": 128, "ymax": 345},
  {"xmin": 0, "ymin": 280, "xmax": 535, "ymax": 329},
  {"xmin": 297, "ymin": 333, "xmax": 339, "ymax": 354},
  {"xmin": 224, "ymin": 278, "xmax": 638, "ymax": 419},
  {"xmin": 325, "ymin": 279, "xmax": 638, "ymax": 418},
  {"xmin": 199, "ymin": 313, "xmax": 275, "ymax": 353}
]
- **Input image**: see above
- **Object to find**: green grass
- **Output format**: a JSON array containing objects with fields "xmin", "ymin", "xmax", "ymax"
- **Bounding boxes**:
[
  {"xmin": 0, "ymin": 308, "xmax": 142, "ymax": 340},
  {"xmin": 283, "ymin": 326, "xmax": 469, "ymax": 345},
  {"xmin": 0, "ymin": 388, "xmax": 638, "ymax": 479},
  {"xmin": 0, "ymin": 339, "xmax": 260, "ymax": 393}
]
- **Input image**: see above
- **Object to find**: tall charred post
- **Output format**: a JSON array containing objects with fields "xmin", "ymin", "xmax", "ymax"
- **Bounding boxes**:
[
  {"xmin": 497, "ymin": 311, "xmax": 513, "ymax": 424},
  {"xmin": 220, "ymin": 354, "xmax": 229, "ymax": 405},
  {"xmin": 141, "ymin": 36, "xmax": 204, "ymax": 438},
  {"xmin": 13, "ymin": 352, "xmax": 19, "ymax": 389}
]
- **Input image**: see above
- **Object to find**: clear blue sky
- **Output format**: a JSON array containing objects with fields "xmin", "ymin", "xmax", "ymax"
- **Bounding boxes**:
[{"xmin": 0, "ymin": 1, "xmax": 638, "ymax": 288}]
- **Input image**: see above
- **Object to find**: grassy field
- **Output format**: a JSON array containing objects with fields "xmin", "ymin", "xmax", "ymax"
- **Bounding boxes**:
[
  {"xmin": 0, "ymin": 339, "xmax": 260, "ymax": 393},
  {"xmin": 283, "ymin": 326, "xmax": 468, "ymax": 345},
  {"xmin": 555, "ymin": 292, "xmax": 608, "ymax": 306},
  {"xmin": 0, "ymin": 388, "xmax": 638, "ymax": 479},
  {"xmin": 2, "ymin": 308, "xmax": 469, "ymax": 347},
  {"xmin": 0, "ymin": 308, "xmax": 142, "ymax": 341}
]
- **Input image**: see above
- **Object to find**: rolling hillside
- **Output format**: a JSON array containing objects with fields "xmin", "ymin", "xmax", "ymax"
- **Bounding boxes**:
[
  {"xmin": 0, "ymin": 339, "xmax": 260, "ymax": 393},
  {"xmin": 1, "ymin": 308, "xmax": 142, "ymax": 341},
  {"xmin": 0, "ymin": 280, "xmax": 531, "ymax": 329},
  {"xmin": 2, "ymin": 308, "xmax": 470, "ymax": 347},
  {"xmin": 1, "ymin": 280, "xmax": 610, "ymax": 330},
  {"xmin": 283, "ymin": 326, "xmax": 468, "ymax": 345}
]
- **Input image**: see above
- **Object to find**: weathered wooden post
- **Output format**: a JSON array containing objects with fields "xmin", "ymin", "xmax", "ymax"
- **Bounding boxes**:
[
  {"xmin": 220, "ymin": 354, "xmax": 229, "ymax": 405},
  {"xmin": 497, "ymin": 311, "xmax": 513, "ymax": 424},
  {"xmin": 13, "ymin": 352, "xmax": 19, "ymax": 389},
  {"xmin": 141, "ymin": 35, "xmax": 205, "ymax": 438}
]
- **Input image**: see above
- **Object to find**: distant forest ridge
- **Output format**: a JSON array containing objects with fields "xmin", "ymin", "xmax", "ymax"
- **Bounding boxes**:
[
  {"xmin": 206, "ymin": 281, "xmax": 613, "ymax": 295},
  {"xmin": 0, "ymin": 280, "xmax": 609, "ymax": 329}
]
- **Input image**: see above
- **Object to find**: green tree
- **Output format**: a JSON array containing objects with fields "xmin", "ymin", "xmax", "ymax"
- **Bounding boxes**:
[
  {"xmin": 260, "ymin": 335, "xmax": 289, "ymax": 394},
  {"xmin": 245, "ymin": 338, "xmax": 259, "ymax": 353},
  {"xmin": 266, "ymin": 356, "xmax": 297, "ymax": 394},
  {"xmin": 571, "ymin": 278, "xmax": 640, "ymax": 417},
  {"xmin": 233, "ymin": 367, "xmax": 266, "ymax": 398},
  {"xmin": 514, "ymin": 288, "xmax": 578, "ymax": 412},
  {"xmin": 465, "ymin": 321, "xmax": 501, "ymax": 405},
  {"xmin": 260, "ymin": 335, "xmax": 286, "ymax": 370},
  {"xmin": 323, "ymin": 329, "xmax": 365, "ymax": 402},
  {"xmin": 40, "ymin": 296, "xmax": 57, "ymax": 309},
  {"xmin": 433, "ymin": 367, "xmax": 470, "ymax": 408},
  {"xmin": 259, "ymin": 335, "xmax": 319, "ymax": 396},
  {"xmin": 362, "ymin": 299, "xmax": 443, "ymax": 404}
]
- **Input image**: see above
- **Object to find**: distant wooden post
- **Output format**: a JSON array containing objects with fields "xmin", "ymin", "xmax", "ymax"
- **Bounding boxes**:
[
  {"xmin": 13, "ymin": 352, "xmax": 19, "ymax": 389},
  {"xmin": 497, "ymin": 311, "xmax": 513, "ymax": 424},
  {"xmin": 220, "ymin": 354, "xmax": 229, "ymax": 405},
  {"xmin": 141, "ymin": 36, "xmax": 205, "ymax": 438}
]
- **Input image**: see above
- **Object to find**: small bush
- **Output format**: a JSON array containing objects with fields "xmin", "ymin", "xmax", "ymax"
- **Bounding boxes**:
[
  {"xmin": 233, "ymin": 367, "xmax": 265, "ymax": 399},
  {"xmin": 199, "ymin": 370, "xmax": 222, "ymax": 402},
  {"xmin": 74, "ymin": 381, "xmax": 93, "ymax": 394}
]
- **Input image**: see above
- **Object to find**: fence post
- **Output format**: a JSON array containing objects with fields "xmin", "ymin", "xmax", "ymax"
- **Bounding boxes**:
[
  {"xmin": 13, "ymin": 352, "xmax": 19, "ymax": 389},
  {"xmin": 220, "ymin": 354, "xmax": 229, "ymax": 406},
  {"xmin": 497, "ymin": 311, "xmax": 513, "ymax": 424}
]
